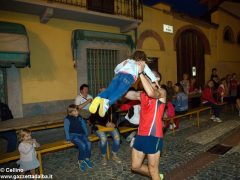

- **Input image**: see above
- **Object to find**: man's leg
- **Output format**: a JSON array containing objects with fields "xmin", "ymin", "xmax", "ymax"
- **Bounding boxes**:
[
  {"xmin": 147, "ymin": 151, "xmax": 161, "ymax": 180},
  {"xmin": 0, "ymin": 131, "xmax": 17, "ymax": 152},
  {"xmin": 131, "ymin": 148, "xmax": 150, "ymax": 176}
]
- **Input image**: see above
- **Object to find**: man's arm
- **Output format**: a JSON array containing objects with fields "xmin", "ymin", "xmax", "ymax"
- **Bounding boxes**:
[
  {"xmin": 75, "ymin": 96, "xmax": 92, "ymax": 109},
  {"xmin": 138, "ymin": 61, "xmax": 165, "ymax": 99},
  {"xmin": 77, "ymin": 99, "xmax": 92, "ymax": 109},
  {"xmin": 143, "ymin": 63, "xmax": 157, "ymax": 82},
  {"xmin": 125, "ymin": 90, "xmax": 141, "ymax": 101}
]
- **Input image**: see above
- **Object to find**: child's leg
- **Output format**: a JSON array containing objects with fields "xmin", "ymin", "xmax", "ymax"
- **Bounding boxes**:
[
  {"xmin": 71, "ymin": 135, "xmax": 87, "ymax": 161},
  {"xmin": 81, "ymin": 135, "xmax": 93, "ymax": 168},
  {"xmin": 98, "ymin": 75, "xmax": 122, "ymax": 99},
  {"xmin": 107, "ymin": 74, "xmax": 134, "ymax": 105},
  {"xmin": 109, "ymin": 129, "xmax": 120, "ymax": 154},
  {"xmin": 19, "ymin": 171, "xmax": 24, "ymax": 180},
  {"xmin": 98, "ymin": 74, "xmax": 134, "ymax": 117},
  {"xmin": 81, "ymin": 135, "xmax": 92, "ymax": 159},
  {"xmin": 90, "ymin": 75, "xmax": 122, "ymax": 114},
  {"xmin": 30, "ymin": 169, "xmax": 36, "ymax": 180},
  {"xmin": 95, "ymin": 131, "xmax": 108, "ymax": 156}
]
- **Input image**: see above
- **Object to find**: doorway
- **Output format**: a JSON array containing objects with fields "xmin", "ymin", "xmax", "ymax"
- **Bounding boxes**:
[{"xmin": 176, "ymin": 29, "xmax": 205, "ymax": 87}]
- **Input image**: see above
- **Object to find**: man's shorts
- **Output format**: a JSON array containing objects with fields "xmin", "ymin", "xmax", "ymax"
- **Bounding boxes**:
[{"xmin": 133, "ymin": 135, "xmax": 163, "ymax": 154}]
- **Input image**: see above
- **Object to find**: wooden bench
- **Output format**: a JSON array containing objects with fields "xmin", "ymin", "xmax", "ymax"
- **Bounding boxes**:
[
  {"xmin": 163, "ymin": 106, "xmax": 212, "ymax": 135},
  {"xmin": 0, "ymin": 112, "xmax": 66, "ymax": 133},
  {"xmin": 0, "ymin": 126, "xmax": 137, "ymax": 176}
]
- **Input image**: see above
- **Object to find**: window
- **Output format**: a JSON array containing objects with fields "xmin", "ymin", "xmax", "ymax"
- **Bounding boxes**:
[
  {"xmin": 223, "ymin": 26, "xmax": 234, "ymax": 43},
  {"xmin": 0, "ymin": 68, "xmax": 7, "ymax": 103},
  {"xmin": 87, "ymin": 0, "xmax": 114, "ymax": 14},
  {"xmin": 87, "ymin": 48, "xmax": 118, "ymax": 96}
]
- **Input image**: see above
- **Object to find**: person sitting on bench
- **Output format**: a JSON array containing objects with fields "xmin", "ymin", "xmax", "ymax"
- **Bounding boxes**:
[
  {"xmin": 0, "ymin": 102, "xmax": 17, "ymax": 153},
  {"xmin": 64, "ymin": 104, "xmax": 93, "ymax": 172},
  {"xmin": 172, "ymin": 83, "xmax": 188, "ymax": 115}
]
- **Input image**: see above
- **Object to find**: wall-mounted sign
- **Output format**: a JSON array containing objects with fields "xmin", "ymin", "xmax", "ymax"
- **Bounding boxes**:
[{"xmin": 163, "ymin": 24, "xmax": 173, "ymax": 33}]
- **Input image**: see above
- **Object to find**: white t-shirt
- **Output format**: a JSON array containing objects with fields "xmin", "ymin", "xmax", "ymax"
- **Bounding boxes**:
[
  {"xmin": 125, "ymin": 105, "xmax": 140, "ymax": 125},
  {"xmin": 75, "ymin": 93, "xmax": 93, "ymax": 110}
]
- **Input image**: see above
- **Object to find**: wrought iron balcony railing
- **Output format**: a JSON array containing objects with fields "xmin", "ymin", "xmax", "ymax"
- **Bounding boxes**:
[{"xmin": 48, "ymin": 0, "xmax": 143, "ymax": 20}]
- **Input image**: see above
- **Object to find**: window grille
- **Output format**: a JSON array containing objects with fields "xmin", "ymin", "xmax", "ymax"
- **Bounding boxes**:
[{"xmin": 87, "ymin": 48, "xmax": 118, "ymax": 97}]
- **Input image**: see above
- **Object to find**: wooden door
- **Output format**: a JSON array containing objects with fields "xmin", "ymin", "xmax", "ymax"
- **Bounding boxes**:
[{"xmin": 176, "ymin": 30, "xmax": 205, "ymax": 87}]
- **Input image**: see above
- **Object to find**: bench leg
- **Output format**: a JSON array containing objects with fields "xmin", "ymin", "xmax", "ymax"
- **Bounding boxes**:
[
  {"xmin": 37, "ymin": 152, "xmax": 43, "ymax": 178},
  {"xmin": 190, "ymin": 114, "xmax": 195, "ymax": 125},
  {"xmin": 106, "ymin": 142, "xmax": 110, "ymax": 160}
]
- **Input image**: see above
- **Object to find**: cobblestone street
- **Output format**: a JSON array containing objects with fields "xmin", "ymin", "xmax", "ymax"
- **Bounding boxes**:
[{"xmin": 1, "ymin": 111, "xmax": 240, "ymax": 180}]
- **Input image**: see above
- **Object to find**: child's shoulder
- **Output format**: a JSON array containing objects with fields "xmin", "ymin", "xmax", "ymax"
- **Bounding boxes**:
[
  {"xmin": 64, "ymin": 116, "xmax": 70, "ymax": 121},
  {"xmin": 19, "ymin": 141, "xmax": 31, "ymax": 148}
]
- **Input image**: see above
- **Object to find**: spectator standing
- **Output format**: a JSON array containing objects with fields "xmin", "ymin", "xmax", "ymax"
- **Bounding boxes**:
[
  {"xmin": 217, "ymin": 78, "xmax": 228, "ymax": 103},
  {"xmin": 18, "ymin": 129, "xmax": 40, "ymax": 176},
  {"xmin": 180, "ymin": 73, "xmax": 190, "ymax": 94},
  {"xmin": 166, "ymin": 81, "xmax": 175, "ymax": 101},
  {"xmin": 210, "ymin": 68, "xmax": 219, "ymax": 90},
  {"xmin": 229, "ymin": 73, "xmax": 238, "ymax": 104}
]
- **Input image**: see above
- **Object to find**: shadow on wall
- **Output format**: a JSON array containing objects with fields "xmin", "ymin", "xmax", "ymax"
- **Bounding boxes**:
[
  {"xmin": 22, "ymin": 99, "xmax": 74, "ymax": 117},
  {"xmin": 21, "ymin": 30, "xmax": 56, "ymax": 81}
]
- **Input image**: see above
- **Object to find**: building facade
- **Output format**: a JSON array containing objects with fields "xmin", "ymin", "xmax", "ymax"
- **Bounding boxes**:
[{"xmin": 0, "ymin": 1, "xmax": 239, "ymax": 118}]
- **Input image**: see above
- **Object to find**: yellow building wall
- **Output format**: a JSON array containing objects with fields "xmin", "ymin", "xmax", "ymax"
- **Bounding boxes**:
[
  {"xmin": 139, "ymin": 4, "xmax": 218, "ymax": 84},
  {"xmin": 1, "ymin": 4, "xmax": 239, "ymax": 105},
  {"xmin": 0, "ymin": 10, "xmax": 120, "ymax": 104},
  {"xmin": 211, "ymin": 10, "xmax": 240, "ymax": 77}
]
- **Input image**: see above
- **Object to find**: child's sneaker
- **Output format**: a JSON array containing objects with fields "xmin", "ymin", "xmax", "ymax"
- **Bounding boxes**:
[
  {"xmin": 78, "ymin": 160, "xmax": 87, "ymax": 172},
  {"xmin": 126, "ymin": 131, "xmax": 136, "ymax": 142},
  {"xmin": 89, "ymin": 97, "xmax": 101, "ymax": 114},
  {"xmin": 215, "ymin": 117, "xmax": 222, "ymax": 123},
  {"xmin": 99, "ymin": 98, "xmax": 110, "ymax": 117},
  {"xmin": 130, "ymin": 137, "xmax": 135, "ymax": 148},
  {"xmin": 210, "ymin": 115, "xmax": 216, "ymax": 120},
  {"xmin": 169, "ymin": 123, "xmax": 176, "ymax": 130},
  {"xmin": 84, "ymin": 158, "xmax": 93, "ymax": 168}
]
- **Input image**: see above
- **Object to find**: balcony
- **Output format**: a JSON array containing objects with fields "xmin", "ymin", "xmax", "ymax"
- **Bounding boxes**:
[{"xmin": 0, "ymin": 0, "xmax": 143, "ymax": 33}]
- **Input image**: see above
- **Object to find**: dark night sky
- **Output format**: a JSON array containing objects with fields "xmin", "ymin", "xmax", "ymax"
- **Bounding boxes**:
[{"xmin": 143, "ymin": 0, "xmax": 208, "ymax": 17}]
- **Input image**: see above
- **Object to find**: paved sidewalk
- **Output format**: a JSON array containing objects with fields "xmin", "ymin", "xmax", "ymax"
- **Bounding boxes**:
[{"xmin": 1, "ymin": 111, "xmax": 240, "ymax": 180}]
